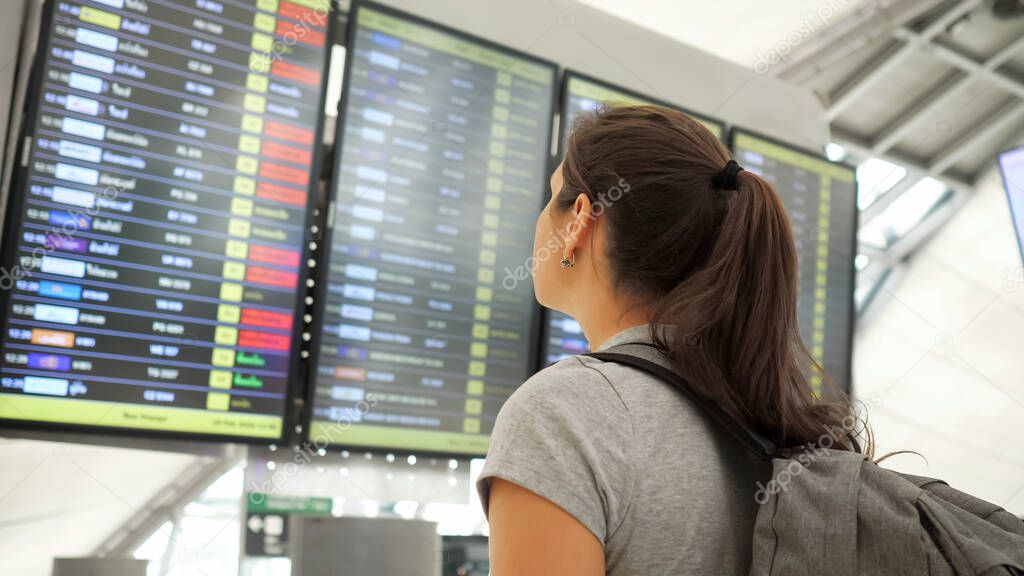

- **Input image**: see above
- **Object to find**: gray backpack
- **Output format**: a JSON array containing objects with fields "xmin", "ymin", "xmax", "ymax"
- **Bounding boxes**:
[{"xmin": 588, "ymin": 351, "xmax": 1024, "ymax": 576}]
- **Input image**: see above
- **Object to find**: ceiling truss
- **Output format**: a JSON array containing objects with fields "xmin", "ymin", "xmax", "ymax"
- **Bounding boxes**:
[{"xmin": 777, "ymin": 0, "xmax": 1024, "ymax": 284}]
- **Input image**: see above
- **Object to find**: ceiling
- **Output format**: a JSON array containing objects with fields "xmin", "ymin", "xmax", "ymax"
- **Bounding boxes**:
[
  {"xmin": 775, "ymin": 0, "xmax": 1024, "ymax": 185},
  {"xmin": 590, "ymin": 0, "xmax": 1024, "ymax": 188},
  {"xmin": 594, "ymin": 0, "xmax": 1024, "ymax": 267},
  {"xmin": 588, "ymin": 0, "xmax": 873, "ymax": 69}
]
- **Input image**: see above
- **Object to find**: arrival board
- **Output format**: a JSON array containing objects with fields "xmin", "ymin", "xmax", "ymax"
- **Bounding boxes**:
[
  {"xmin": 731, "ymin": 130, "xmax": 858, "ymax": 393},
  {"xmin": 309, "ymin": 3, "xmax": 556, "ymax": 454},
  {"xmin": 0, "ymin": 0, "xmax": 332, "ymax": 441}
]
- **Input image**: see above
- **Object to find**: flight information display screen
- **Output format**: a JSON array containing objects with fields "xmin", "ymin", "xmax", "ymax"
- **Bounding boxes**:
[
  {"xmin": 0, "ymin": 0, "xmax": 332, "ymax": 441},
  {"xmin": 543, "ymin": 72, "xmax": 725, "ymax": 365},
  {"xmin": 731, "ymin": 130, "xmax": 858, "ymax": 393},
  {"xmin": 999, "ymin": 147, "xmax": 1024, "ymax": 266},
  {"xmin": 308, "ymin": 3, "xmax": 556, "ymax": 454}
]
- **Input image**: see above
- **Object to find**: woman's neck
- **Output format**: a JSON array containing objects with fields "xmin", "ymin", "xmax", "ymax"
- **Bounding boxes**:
[{"xmin": 579, "ymin": 304, "xmax": 654, "ymax": 351}]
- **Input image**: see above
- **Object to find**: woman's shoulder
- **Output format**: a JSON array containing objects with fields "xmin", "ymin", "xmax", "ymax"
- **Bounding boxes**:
[
  {"xmin": 481, "ymin": 358, "xmax": 639, "ymax": 546},
  {"xmin": 518, "ymin": 354, "xmax": 618, "ymax": 394},
  {"xmin": 499, "ymin": 355, "xmax": 631, "ymax": 422}
]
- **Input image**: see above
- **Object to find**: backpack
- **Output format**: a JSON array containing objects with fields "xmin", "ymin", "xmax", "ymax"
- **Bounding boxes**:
[{"xmin": 587, "ymin": 348, "xmax": 1024, "ymax": 576}]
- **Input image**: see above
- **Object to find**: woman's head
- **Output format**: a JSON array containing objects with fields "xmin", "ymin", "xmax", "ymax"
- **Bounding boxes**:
[
  {"xmin": 534, "ymin": 105, "xmax": 734, "ymax": 308},
  {"xmin": 535, "ymin": 104, "xmax": 864, "ymax": 453}
]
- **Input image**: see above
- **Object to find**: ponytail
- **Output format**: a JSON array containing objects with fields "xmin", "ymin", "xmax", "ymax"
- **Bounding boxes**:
[
  {"xmin": 560, "ymin": 104, "xmax": 867, "ymax": 454},
  {"xmin": 651, "ymin": 170, "xmax": 862, "ymax": 451}
]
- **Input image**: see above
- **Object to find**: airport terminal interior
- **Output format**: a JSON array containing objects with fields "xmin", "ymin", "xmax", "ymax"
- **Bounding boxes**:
[{"xmin": 0, "ymin": 0, "xmax": 1023, "ymax": 574}]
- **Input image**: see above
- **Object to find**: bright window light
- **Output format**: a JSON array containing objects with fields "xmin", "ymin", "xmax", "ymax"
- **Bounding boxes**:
[
  {"xmin": 884, "ymin": 177, "xmax": 949, "ymax": 236},
  {"xmin": 134, "ymin": 520, "xmax": 173, "ymax": 576},
  {"xmin": 855, "ymin": 272, "xmax": 875, "ymax": 309},
  {"xmin": 857, "ymin": 158, "xmax": 907, "ymax": 209},
  {"xmin": 825, "ymin": 142, "xmax": 847, "ymax": 162},
  {"xmin": 855, "ymin": 269, "xmax": 888, "ymax": 311},
  {"xmin": 133, "ymin": 466, "xmax": 244, "ymax": 576},
  {"xmin": 858, "ymin": 223, "xmax": 888, "ymax": 249},
  {"xmin": 858, "ymin": 177, "xmax": 951, "ymax": 248}
]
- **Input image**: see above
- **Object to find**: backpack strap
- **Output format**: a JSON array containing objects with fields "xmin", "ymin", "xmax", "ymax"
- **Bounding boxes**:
[{"xmin": 585, "ymin": 350, "xmax": 777, "ymax": 461}]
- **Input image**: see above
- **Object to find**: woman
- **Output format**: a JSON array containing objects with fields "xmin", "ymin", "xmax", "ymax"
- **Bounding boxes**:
[{"xmin": 476, "ymin": 105, "xmax": 866, "ymax": 575}]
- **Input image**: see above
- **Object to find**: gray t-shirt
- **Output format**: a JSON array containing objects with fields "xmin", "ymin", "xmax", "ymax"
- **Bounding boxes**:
[{"xmin": 477, "ymin": 325, "xmax": 768, "ymax": 575}]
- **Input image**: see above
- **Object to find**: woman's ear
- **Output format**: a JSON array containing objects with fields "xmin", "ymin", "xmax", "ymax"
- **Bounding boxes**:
[{"xmin": 562, "ymin": 193, "xmax": 594, "ymax": 258}]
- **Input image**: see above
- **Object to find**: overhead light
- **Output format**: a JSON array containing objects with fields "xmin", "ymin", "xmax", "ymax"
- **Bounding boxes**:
[
  {"xmin": 855, "ymin": 254, "xmax": 870, "ymax": 270},
  {"xmin": 825, "ymin": 142, "xmax": 847, "ymax": 162}
]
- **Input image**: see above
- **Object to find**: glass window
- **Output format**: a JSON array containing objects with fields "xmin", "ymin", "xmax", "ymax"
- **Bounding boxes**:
[
  {"xmin": 858, "ymin": 177, "xmax": 952, "ymax": 249},
  {"xmin": 133, "ymin": 466, "xmax": 244, "ymax": 576},
  {"xmin": 857, "ymin": 157, "xmax": 907, "ymax": 209}
]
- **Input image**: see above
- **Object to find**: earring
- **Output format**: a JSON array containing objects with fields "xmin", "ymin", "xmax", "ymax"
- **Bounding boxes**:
[{"xmin": 560, "ymin": 252, "xmax": 575, "ymax": 269}]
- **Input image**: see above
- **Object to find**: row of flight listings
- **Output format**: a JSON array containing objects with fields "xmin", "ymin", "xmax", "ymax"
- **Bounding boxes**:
[{"xmin": 0, "ymin": 0, "xmax": 858, "ymax": 456}]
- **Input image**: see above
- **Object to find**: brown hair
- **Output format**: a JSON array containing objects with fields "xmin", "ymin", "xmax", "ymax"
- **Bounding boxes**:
[{"xmin": 559, "ymin": 105, "xmax": 867, "ymax": 454}]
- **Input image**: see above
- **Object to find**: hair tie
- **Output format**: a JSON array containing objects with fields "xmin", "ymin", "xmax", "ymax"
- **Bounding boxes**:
[{"xmin": 712, "ymin": 159, "xmax": 744, "ymax": 191}]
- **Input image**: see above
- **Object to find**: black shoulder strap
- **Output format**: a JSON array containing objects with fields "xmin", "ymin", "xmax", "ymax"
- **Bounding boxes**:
[{"xmin": 586, "ymin": 351, "xmax": 777, "ymax": 460}]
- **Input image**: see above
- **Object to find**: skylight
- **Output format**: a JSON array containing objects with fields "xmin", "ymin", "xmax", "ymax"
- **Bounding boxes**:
[{"xmin": 857, "ymin": 157, "xmax": 907, "ymax": 209}]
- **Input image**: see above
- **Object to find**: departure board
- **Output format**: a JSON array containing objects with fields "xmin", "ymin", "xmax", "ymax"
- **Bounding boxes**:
[
  {"xmin": 308, "ymin": 3, "xmax": 556, "ymax": 455},
  {"xmin": 544, "ymin": 71, "xmax": 725, "ymax": 365},
  {"xmin": 0, "ymin": 0, "xmax": 333, "ymax": 441},
  {"xmin": 999, "ymin": 147, "xmax": 1024, "ymax": 266},
  {"xmin": 731, "ymin": 130, "xmax": 858, "ymax": 392}
]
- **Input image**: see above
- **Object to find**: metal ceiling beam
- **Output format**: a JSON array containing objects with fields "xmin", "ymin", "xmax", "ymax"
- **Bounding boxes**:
[
  {"xmin": 831, "ymin": 126, "xmax": 974, "ymax": 191},
  {"xmin": 772, "ymin": 2, "xmax": 895, "ymax": 82},
  {"xmin": 858, "ymin": 244, "xmax": 888, "ymax": 263},
  {"xmin": 775, "ymin": 0, "xmax": 951, "ymax": 84},
  {"xmin": 869, "ymin": 30, "xmax": 1024, "ymax": 155},
  {"xmin": 93, "ymin": 445, "xmax": 244, "ymax": 558},
  {"xmin": 826, "ymin": 0, "xmax": 984, "ymax": 121},
  {"xmin": 893, "ymin": 29, "xmax": 1024, "ymax": 101},
  {"xmin": 859, "ymin": 171, "xmax": 986, "ymax": 274},
  {"xmin": 876, "ymin": 186, "xmax": 971, "ymax": 268},
  {"xmin": 929, "ymin": 99, "xmax": 1024, "ymax": 174},
  {"xmin": 870, "ymin": 71, "xmax": 968, "ymax": 154},
  {"xmin": 825, "ymin": 41, "xmax": 908, "ymax": 121},
  {"xmin": 856, "ymin": 261, "xmax": 908, "ymax": 330},
  {"xmin": 860, "ymin": 171, "xmax": 925, "ymax": 224}
]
